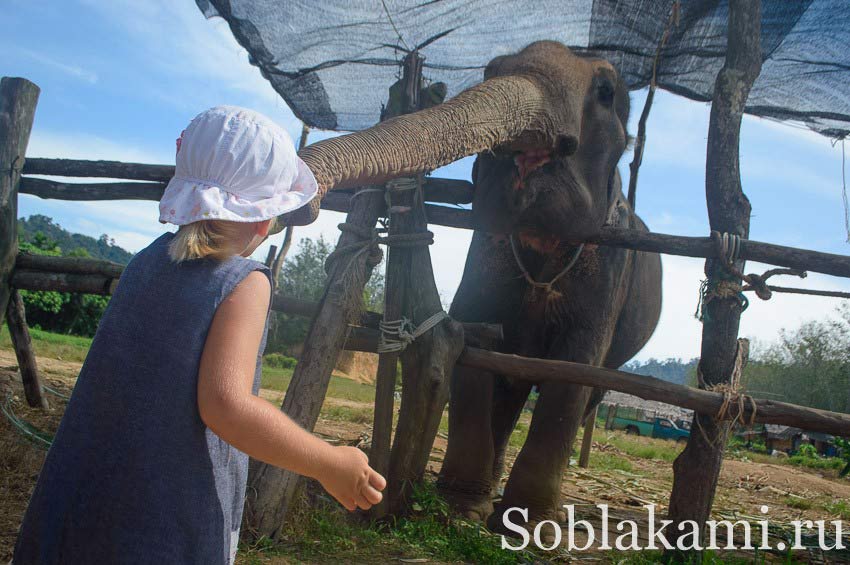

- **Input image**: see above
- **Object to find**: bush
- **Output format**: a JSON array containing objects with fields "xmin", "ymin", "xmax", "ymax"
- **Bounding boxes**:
[{"xmin": 264, "ymin": 353, "xmax": 298, "ymax": 369}]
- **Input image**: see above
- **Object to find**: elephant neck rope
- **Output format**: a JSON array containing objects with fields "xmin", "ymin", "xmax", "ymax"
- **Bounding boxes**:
[{"xmin": 509, "ymin": 234, "xmax": 584, "ymax": 299}]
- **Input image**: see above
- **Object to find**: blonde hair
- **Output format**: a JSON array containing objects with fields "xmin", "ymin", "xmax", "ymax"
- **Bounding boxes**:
[{"xmin": 168, "ymin": 218, "xmax": 277, "ymax": 262}]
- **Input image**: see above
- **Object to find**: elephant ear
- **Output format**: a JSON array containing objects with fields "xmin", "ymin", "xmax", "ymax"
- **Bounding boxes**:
[
  {"xmin": 614, "ymin": 75, "xmax": 632, "ymax": 146},
  {"xmin": 483, "ymin": 55, "xmax": 508, "ymax": 80}
]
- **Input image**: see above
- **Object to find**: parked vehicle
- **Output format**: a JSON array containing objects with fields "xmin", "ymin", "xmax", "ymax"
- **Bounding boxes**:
[{"xmin": 611, "ymin": 414, "xmax": 690, "ymax": 443}]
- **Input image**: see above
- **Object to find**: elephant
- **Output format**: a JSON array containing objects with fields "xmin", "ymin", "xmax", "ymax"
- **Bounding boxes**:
[
  {"xmin": 430, "ymin": 42, "xmax": 663, "ymax": 532},
  {"xmin": 287, "ymin": 40, "xmax": 661, "ymax": 532}
]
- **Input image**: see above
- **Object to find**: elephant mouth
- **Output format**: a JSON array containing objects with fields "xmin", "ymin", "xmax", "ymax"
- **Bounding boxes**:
[
  {"xmin": 497, "ymin": 132, "xmax": 577, "ymax": 191},
  {"xmin": 512, "ymin": 149, "xmax": 552, "ymax": 190}
]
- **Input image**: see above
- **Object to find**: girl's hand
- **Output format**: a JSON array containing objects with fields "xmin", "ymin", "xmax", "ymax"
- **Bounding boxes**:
[{"xmin": 317, "ymin": 446, "xmax": 386, "ymax": 511}]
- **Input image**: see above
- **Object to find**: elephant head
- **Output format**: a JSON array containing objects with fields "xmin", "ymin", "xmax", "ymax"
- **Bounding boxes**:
[
  {"xmin": 471, "ymin": 42, "xmax": 631, "ymax": 241},
  {"xmin": 285, "ymin": 41, "xmax": 630, "ymax": 238}
]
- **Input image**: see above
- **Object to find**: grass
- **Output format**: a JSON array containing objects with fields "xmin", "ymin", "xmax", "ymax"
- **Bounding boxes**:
[
  {"xmin": 784, "ymin": 496, "xmax": 814, "ymax": 511},
  {"xmin": 0, "ymin": 325, "xmax": 92, "ymax": 364},
  {"xmin": 824, "ymin": 500, "xmax": 850, "ymax": 520},
  {"xmin": 611, "ymin": 549, "xmax": 803, "ymax": 564},
  {"xmin": 590, "ymin": 451, "xmax": 634, "ymax": 472},
  {"xmin": 321, "ymin": 404, "xmax": 374, "ymax": 424},
  {"xmin": 241, "ymin": 481, "xmax": 526, "ymax": 564},
  {"xmin": 728, "ymin": 445, "xmax": 846, "ymax": 476},
  {"xmin": 600, "ymin": 430, "xmax": 682, "ymax": 463},
  {"xmin": 260, "ymin": 364, "xmax": 378, "ymax": 403},
  {"xmin": 787, "ymin": 453, "xmax": 845, "ymax": 472}
]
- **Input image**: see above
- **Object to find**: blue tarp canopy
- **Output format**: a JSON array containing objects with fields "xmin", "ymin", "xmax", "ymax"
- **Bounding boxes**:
[{"xmin": 198, "ymin": 0, "xmax": 850, "ymax": 139}]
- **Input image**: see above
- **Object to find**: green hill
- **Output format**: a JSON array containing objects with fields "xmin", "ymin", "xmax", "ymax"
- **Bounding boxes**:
[
  {"xmin": 17, "ymin": 214, "xmax": 134, "ymax": 264},
  {"xmin": 621, "ymin": 357, "xmax": 698, "ymax": 386}
]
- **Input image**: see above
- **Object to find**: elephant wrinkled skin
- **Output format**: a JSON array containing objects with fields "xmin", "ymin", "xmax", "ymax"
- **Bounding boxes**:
[{"xmin": 434, "ymin": 42, "xmax": 663, "ymax": 533}]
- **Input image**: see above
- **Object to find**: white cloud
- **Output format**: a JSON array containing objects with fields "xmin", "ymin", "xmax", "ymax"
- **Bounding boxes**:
[
  {"xmin": 27, "ymin": 130, "xmax": 172, "ymax": 164},
  {"xmin": 77, "ymin": 0, "xmax": 300, "ymax": 133},
  {"xmin": 16, "ymin": 47, "xmax": 98, "ymax": 84},
  {"xmin": 633, "ymin": 255, "xmax": 850, "ymax": 362}
]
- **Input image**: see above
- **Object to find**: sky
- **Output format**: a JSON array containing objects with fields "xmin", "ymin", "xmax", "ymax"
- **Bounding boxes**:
[{"xmin": 3, "ymin": 0, "xmax": 850, "ymax": 362}]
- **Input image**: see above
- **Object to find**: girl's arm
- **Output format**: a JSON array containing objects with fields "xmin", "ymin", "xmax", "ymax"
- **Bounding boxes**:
[{"xmin": 198, "ymin": 270, "xmax": 385, "ymax": 511}]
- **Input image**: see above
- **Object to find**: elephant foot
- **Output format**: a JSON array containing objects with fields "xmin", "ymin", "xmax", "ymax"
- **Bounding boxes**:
[
  {"xmin": 486, "ymin": 502, "xmax": 562, "ymax": 546},
  {"xmin": 435, "ymin": 478, "xmax": 494, "ymax": 521}
]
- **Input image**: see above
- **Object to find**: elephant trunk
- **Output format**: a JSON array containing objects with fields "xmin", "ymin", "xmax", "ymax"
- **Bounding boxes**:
[{"xmin": 299, "ymin": 74, "xmax": 552, "ymax": 194}]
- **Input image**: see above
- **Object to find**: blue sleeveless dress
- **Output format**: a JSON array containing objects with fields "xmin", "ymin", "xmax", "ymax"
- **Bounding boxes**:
[{"xmin": 14, "ymin": 232, "xmax": 271, "ymax": 565}]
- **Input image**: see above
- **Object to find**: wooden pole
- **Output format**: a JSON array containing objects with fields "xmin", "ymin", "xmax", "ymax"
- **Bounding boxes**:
[
  {"xmin": 290, "ymin": 192, "xmax": 850, "ymax": 279},
  {"xmin": 9, "ymin": 256, "xmax": 850, "ymax": 435},
  {"xmin": 667, "ymin": 0, "xmax": 762, "ymax": 552},
  {"xmin": 270, "ymin": 226, "xmax": 294, "ymax": 291},
  {"xmin": 21, "ymin": 157, "xmax": 173, "ymax": 181},
  {"xmin": 19, "ymin": 178, "xmax": 166, "ymax": 201},
  {"xmin": 578, "ymin": 405, "xmax": 598, "ymax": 468},
  {"xmin": 245, "ymin": 187, "xmax": 386, "ymax": 537},
  {"xmin": 5, "ymin": 289, "xmax": 47, "ymax": 409},
  {"xmin": 19, "ymin": 163, "xmax": 473, "ymax": 204},
  {"xmin": 605, "ymin": 403, "xmax": 618, "ymax": 430},
  {"xmin": 17, "ymin": 160, "xmax": 850, "ymax": 279},
  {"xmin": 263, "ymin": 245, "xmax": 277, "ymax": 268},
  {"xmin": 0, "ymin": 77, "xmax": 40, "ymax": 325},
  {"xmin": 16, "ymin": 253, "xmax": 124, "ymax": 277},
  {"xmin": 368, "ymin": 54, "xmax": 422, "ymax": 516},
  {"xmin": 12, "ymin": 270, "xmax": 118, "ymax": 294},
  {"xmin": 456, "ymin": 348, "xmax": 850, "ymax": 436}
]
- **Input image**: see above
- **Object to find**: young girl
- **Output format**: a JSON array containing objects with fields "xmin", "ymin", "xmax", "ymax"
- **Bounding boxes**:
[{"xmin": 14, "ymin": 106, "xmax": 385, "ymax": 564}]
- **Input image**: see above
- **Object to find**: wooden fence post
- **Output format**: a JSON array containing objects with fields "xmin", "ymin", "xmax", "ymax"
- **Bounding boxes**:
[
  {"xmin": 578, "ymin": 405, "xmax": 598, "ymax": 468},
  {"xmin": 605, "ymin": 403, "xmax": 618, "ymax": 430},
  {"xmin": 370, "ymin": 52, "xmax": 463, "ymax": 517},
  {"xmin": 245, "ymin": 187, "xmax": 385, "ymax": 537},
  {"xmin": 368, "ymin": 52, "xmax": 424, "ymax": 517},
  {"xmin": 6, "ymin": 289, "xmax": 47, "ymax": 408},
  {"xmin": 0, "ymin": 77, "xmax": 40, "ymax": 324},
  {"xmin": 667, "ymin": 0, "xmax": 762, "ymax": 553}
]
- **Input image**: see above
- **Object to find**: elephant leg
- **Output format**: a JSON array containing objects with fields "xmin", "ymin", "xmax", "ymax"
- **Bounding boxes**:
[
  {"xmin": 489, "ymin": 377, "xmax": 533, "ymax": 498},
  {"xmin": 437, "ymin": 364, "xmax": 496, "ymax": 521},
  {"xmin": 487, "ymin": 380, "xmax": 593, "ymax": 539}
]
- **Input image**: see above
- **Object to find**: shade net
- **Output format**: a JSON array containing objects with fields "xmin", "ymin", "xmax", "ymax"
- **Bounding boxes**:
[{"xmin": 197, "ymin": 0, "xmax": 850, "ymax": 139}]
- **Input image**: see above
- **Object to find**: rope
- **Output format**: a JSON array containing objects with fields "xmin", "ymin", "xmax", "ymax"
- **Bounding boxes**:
[
  {"xmin": 386, "ymin": 177, "xmax": 418, "ymax": 193},
  {"xmin": 694, "ymin": 339, "xmax": 757, "ymax": 446},
  {"xmin": 509, "ymin": 235, "xmax": 584, "ymax": 300},
  {"xmin": 349, "ymin": 187, "xmax": 385, "ymax": 201},
  {"xmin": 380, "ymin": 0, "xmax": 412, "ymax": 53},
  {"xmin": 378, "ymin": 310, "xmax": 449, "ymax": 354},
  {"xmin": 1, "ymin": 391, "xmax": 54, "ymax": 450},
  {"xmin": 43, "ymin": 383, "xmax": 70, "ymax": 400},
  {"xmin": 697, "ymin": 231, "xmax": 812, "ymax": 319},
  {"xmin": 711, "ymin": 231, "xmax": 810, "ymax": 301}
]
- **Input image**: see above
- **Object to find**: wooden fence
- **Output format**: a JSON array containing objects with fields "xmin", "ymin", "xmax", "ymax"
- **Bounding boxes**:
[{"xmin": 2, "ymin": 1, "xmax": 850, "ymax": 547}]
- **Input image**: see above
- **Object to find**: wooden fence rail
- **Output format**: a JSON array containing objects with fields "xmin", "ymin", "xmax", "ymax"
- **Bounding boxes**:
[
  {"xmin": 20, "ymin": 158, "xmax": 474, "ymax": 204},
  {"xmin": 18, "ymin": 158, "xmax": 850, "ymax": 278},
  {"xmin": 11, "ymin": 253, "xmax": 850, "ymax": 437}
]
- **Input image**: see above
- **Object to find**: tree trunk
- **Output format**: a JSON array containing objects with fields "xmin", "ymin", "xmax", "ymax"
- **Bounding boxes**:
[{"xmin": 667, "ymin": 0, "xmax": 762, "ymax": 555}]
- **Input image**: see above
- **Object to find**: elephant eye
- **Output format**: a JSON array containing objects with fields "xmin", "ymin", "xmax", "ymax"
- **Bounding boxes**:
[{"xmin": 597, "ymin": 80, "xmax": 615, "ymax": 107}]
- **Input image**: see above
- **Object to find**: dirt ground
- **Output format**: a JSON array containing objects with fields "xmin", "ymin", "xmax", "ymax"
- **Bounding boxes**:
[{"xmin": 2, "ymin": 349, "xmax": 849, "ymax": 563}]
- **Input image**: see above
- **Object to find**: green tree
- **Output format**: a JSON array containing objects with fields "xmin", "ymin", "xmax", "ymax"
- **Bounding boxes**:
[
  {"xmin": 743, "ymin": 304, "xmax": 850, "ymax": 414},
  {"xmin": 17, "ymin": 231, "xmax": 110, "ymax": 337},
  {"xmin": 18, "ymin": 234, "xmax": 68, "ymax": 318},
  {"xmin": 268, "ymin": 236, "xmax": 385, "ymax": 354}
]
